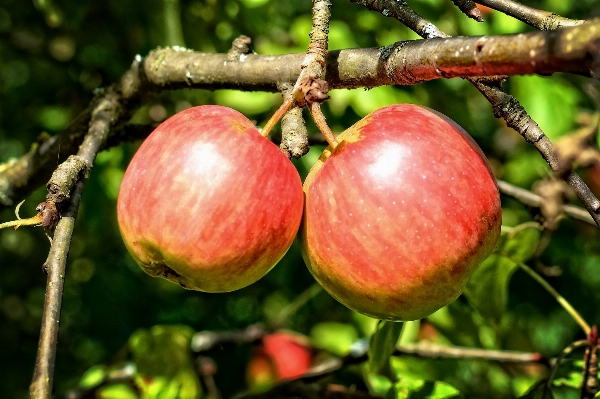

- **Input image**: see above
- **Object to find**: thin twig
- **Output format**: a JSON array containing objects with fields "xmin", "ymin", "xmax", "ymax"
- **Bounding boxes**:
[
  {"xmin": 191, "ymin": 324, "xmax": 266, "ymax": 352},
  {"xmin": 3, "ymin": 20, "xmax": 600, "ymax": 207},
  {"xmin": 501, "ymin": 254, "xmax": 591, "ymax": 335},
  {"xmin": 451, "ymin": 0, "xmax": 484, "ymax": 22},
  {"xmin": 475, "ymin": 0, "xmax": 584, "ymax": 30},
  {"xmin": 29, "ymin": 182, "xmax": 85, "ymax": 399},
  {"xmin": 272, "ymin": 283, "xmax": 323, "ymax": 328},
  {"xmin": 261, "ymin": 0, "xmax": 332, "ymax": 138},
  {"xmin": 395, "ymin": 342, "xmax": 544, "ymax": 363},
  {"xmin": 497, "ymin": 179, "xmax": 595, "ymax": 226},
  {"xmin": 29, "ymin": 89, "xmax": 123, "ymax": 399}
]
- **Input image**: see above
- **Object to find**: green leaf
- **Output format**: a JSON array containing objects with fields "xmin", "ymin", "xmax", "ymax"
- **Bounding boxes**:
[
  {"xmin": 366, "ymin": 373, "xmax": 394, "ymax": 396},
  {"xmin": 310, "ymin": 322, "xmax": 359, "ymax": 356},
  {"xmin": 553, "ymin": 370, "xmax": 583, "ymax": 389},
  {"xmin": 463, "ymin": 223, "xmax": 541, "ymax": 323},
  {"xmin": 513, "ymin": 75, "xmax": 581, "ymax": 140},
  {"xmin": 519, "ymin": 380, "xmax": 555, "ymax": 399},
  {"xmin": 214, "ymin": 90, "xmax": 280, "ymax": 115},
  {"xmin": 79, "ymin": 365, "xmax": 107, "ymax": 388},
  {"xmin": 368, "ymin": 321, "xmax": 404, "ymax": 377},
  {"xmin": 384, "ymin": 379, "xmax": 460, "ymax": 399},
  {"xmin": 129, "ymin": 325, "xmax": 202, "ymax": 399},
  {"xmin": 38, "ymin": 106, "xmax": 72, "ymax": 131},
  {"xmin": 502, "ymin": 223, "xmax": 542, "ymax": 262},
  {"xmin": 463, "ymin": 254, "xmax": 518, "ymax": 324},
  {"xmin": 98, "ymin": 384, "xmax": 139, "ymax": 399}
]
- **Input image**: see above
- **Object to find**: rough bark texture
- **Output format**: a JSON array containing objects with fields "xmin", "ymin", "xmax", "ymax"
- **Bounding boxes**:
[{"xmin": 1, "ymin": 21, "xmax": 600, "ymax": 207}]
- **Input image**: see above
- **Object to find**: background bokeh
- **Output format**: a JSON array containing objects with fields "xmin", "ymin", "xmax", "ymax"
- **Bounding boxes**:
[{"xmin": 2, "ymin": 0, "xmax": 600, "ymax": 397}]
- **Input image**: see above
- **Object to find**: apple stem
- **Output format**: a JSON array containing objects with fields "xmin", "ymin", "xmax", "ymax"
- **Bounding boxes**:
[
  {"xmin": 261, "ymin": 96, "xmax": 296, "ymax": 138},
  {"xmin": 503, "ymin": 253, "xmax": 591, "ymax": 335},
  {"xmin": 309, "ymin": 102, "xmax": 338, "ymax": 149}
]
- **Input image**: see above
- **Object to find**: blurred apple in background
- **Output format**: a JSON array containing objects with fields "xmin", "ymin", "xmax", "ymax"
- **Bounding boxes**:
[{"xmin": 246, "ymin": 332, "xmax": 313, "ymax": 391}]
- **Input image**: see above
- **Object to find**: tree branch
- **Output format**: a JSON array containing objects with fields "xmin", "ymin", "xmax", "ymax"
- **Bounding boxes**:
[
  {"xmin": 2, "ymin": 21, "xmax": 600, "ymax": 207},
  {"xmin": 451, "ymin": 0, "xmax": 484, "ymax": 22},
  {"xmin": 29, "ymin": 87, "xmax": 124, "ymax": 399},
  {"xmin": 475, "ymin": 0, "xmax": 584, "ymax": 30},
  {"xmin": 497, "ymin": 179, "xmax": 595, "ymax": 226}
]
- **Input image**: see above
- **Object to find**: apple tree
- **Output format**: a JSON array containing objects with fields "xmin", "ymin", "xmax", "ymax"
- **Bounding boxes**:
[{"xmin": 1, "ymin": 0, "xmax": 600, "ymax": 398}]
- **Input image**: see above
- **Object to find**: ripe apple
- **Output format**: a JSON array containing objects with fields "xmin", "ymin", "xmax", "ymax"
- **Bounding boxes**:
[
  {"xmin": 299, "ymin": 104, "xmax": 502, "ymax": 321},
  {"xmin": 117, "ymin": 105, "xmax": 304, "ymax": 292},
  {"xmin": 247, "ymin": 332, "xmax": 313, "ymax": 389}
]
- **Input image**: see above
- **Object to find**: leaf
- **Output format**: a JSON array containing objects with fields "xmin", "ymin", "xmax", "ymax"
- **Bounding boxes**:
[
  {"xmin": 463, "ymin": 254, "xmax": 517, "ymax": 324},
  {"xmin": 79, "ymin": 365, "xmax": 107, "ymax": 388},
  {"xmin": 310, "ymin": 322, "xmax": 359, "ymax": 356},
  {"xmin": 519, "ymin": 379, "xmax": 555, "ymax": 399},
  {"xmin": 463, "ymin": 223, "xmax": 541, "ymax": 323},
  {"xmin": 553, "ymin": 370, "xmax": 583, "ymax": 389},
  {"xmin": 129, "ymin": 325, "xmax": 202, "ymax": 399},
  {"xmin": 98, "ymin": 384, "xmax": 139, "ymax": 399},
  {"xmin": 502, "ymin": 223, "xmax": 542, "ymax": 262},
  {"xmin": 384, "ymin": 379, "xmax": 460, "ymax": 399},
  {"xmin": 368, "ymin": 321, "xmax": 404, "ymax": 377}
]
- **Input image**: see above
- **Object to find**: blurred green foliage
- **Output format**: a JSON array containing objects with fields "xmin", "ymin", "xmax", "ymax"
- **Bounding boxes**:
[{"xmin": 2, "ymin": 0, "xmax": 600, "ymax": 398}]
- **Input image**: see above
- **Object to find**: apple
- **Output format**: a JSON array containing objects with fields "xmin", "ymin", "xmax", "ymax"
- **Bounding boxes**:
[
  {"xmin": 247, "ymin": 332, "xmax": 312, "ymax": 389},
  {"xmin": 117, "ymin": 105, "xmax": 304, "ymax": 292},
  {"xmin": 262, "ymin": 332, "xmax": 313, "ymax": 380},
  {"xmin": 299, "ymin": 104, "xmax": 501, "ymax": 321}
]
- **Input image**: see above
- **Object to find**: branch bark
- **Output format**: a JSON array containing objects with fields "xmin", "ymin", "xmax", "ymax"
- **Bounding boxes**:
[
  {"xmin": 475, "ymin": 0, "xmax": 584, "ymax": 30},
  {"xmin": 29, "ymin": 87, "xmax": 125, "ymax": 399},
  {"xmin": 497, "ymin": 179, "xmax": 595, "ymax": 225},
  {"xmin": 2, "ymin": 21, "xmax": 600, "ymax": 207}
]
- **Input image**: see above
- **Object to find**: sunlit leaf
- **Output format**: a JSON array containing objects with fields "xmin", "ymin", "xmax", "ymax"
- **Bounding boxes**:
[
  {"xmin": 513, "ymin": 76, "xmax": 581, "ymax": 140},
  {"xmin": 365, "ymin": 372, "xmax": 393, "ymax": 396},
  {"xmin": 502, "ymin": 223, "xmax": 542, "ymax": 262},
  {"xmin": 310, "ymin": 322, "xmax": 358, "ymax": 356},
  {"xmin": 240, "ymin": 0, "xmax": 269, "ymax": 8},
  {"xmin": 79, "ymin": 365, "xmax": 106, "ymax": 388},
  {"xmin": 463, "ymin": 223, "xmax": 541, "ymax": 323},
  {"xmin": 129, "ymin": 325, "xmax": 202, "ymax": 399},
  {"xmin": 553, "ymin": 370, "xmax": 583, "ymax": 389},
  {"xmin": 214, "ymin": 90, "xmax": 280, "ymax": 116},
  {"xmin": 98, "ymin": 383, "xmax": 139, "ymax": 399},
  {"xmin": 463, "ymin": 254, "xmax": 518, "ymax": 323},
  {"xmin": 519, "ymin": 379, "xmax": 555, "ymax": 399},
  {"xmin": 384, "ymin": 379, "xmax": 460, "ymax": 399},
  {"xmin": 368, "ymin": 321, "xmax": 404, "ymax": 376},
  {"xmin": 38, "ymin": 106, "xmax": 71, "ymax": 131}
]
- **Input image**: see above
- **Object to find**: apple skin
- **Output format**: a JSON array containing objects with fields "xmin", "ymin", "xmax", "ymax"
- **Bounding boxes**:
[
  {"xmin": 117, "ymin": 105, "xmax": 304, "ymax": 292},
  {"xmin": 299, "ymin": 104, "xmax": 502, "ymax": 321},
  {"xmin": 262, "ymin": 333, "xmax": 312, "ymax": 380},
  {"xmin": 246, "ymin": 332, "xmax": 312, "ymax": 389}
]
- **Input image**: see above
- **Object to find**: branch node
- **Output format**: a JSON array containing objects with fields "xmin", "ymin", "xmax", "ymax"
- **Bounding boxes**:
[
  {"xmin": 280, "ymin": 106, "xmax": 309, "ymax": 159},
  {"xmin": 226, "ymin": 35, "xmax": 254, "ymax": 62},
  {"xmin": 451, "ymin": 0, "xmax": 484, "ymax": 22}
]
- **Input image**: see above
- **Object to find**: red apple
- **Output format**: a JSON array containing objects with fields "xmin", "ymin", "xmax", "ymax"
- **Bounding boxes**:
[
  {"xmin": 299, "ymin": 104, "xmax": 501, "ymax": 321},
  {"xmin": 262, "ymin": 332, "xmax": 312, "ymax": 380},
  {"xmin": 117, "ymin": 105, "xmax": 304, "ymax": 292},
  {"xmin": 246, "ymin": 332, "xmax": 312, "ymax": 389}
]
